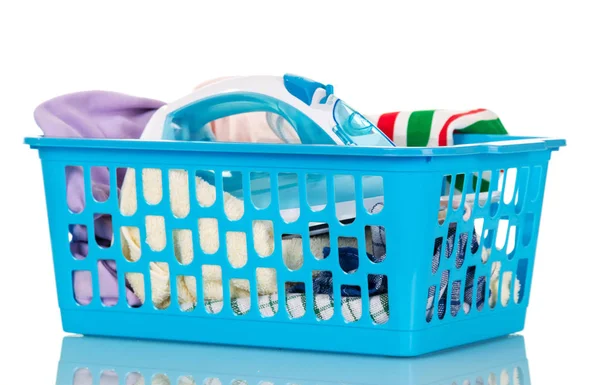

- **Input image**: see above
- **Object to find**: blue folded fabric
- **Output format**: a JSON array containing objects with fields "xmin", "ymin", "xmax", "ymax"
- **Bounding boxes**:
[
  {"xmin": 430, "ymin": 224, "xmax": 485, "ymax": 320},
  {"xmin": 286, "ymin": 247, "xmax": 388, "ymax": 297}
]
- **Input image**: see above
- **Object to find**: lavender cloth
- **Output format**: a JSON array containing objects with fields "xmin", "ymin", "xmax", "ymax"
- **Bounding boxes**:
[{"xmin": 34, "ymin": 91, "xmax": 165, "ymax": 306}]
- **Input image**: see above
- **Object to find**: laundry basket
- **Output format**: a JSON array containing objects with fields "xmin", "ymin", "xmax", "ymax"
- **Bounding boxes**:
[{"xmin": 25, "ymin": 133, "xmax": 564, "ymax": 356}]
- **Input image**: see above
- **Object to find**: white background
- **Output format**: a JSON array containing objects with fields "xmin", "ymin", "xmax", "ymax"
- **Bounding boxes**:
[{"xmin": 1, "ymin": 1, "xmax": 598, "ymax": 383}]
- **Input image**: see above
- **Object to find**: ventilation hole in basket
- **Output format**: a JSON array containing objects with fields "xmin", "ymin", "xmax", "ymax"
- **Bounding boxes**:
[
  {"xmin": 366, "ymin": 225, "xmax": 385, "ymax": 263},
  {"xmin": 121, "ymin": 226, "xmax": 141, "ymax": 261},
  {"xmin": 334, "ymin": 175, "xmax": 355, "ymax": 224},
  {"xmin": 202, "ymin": 265, "xmax": 223, "ymax": 314},
  {"xmin": 282, "ymin": 233, "xmax": 303, "ymax": 270},
  {"xmin": 489, "ymin": 262, "xmax": 502, "ymax": 309},
  {"xmin": 177, "ymin": 376, "xmax": 195, "ymax": 385},
  {"xmin": 477, "ymin": 276, "xmax": 486, "ymax": 311},
  {"xmin": 495, "ymin": 219, "xmax": 509, "ymax": 251},
  {"xmin": 285, "ymin": 282, "xmax": 306, "ymax": 319},
  {"xmin": 203, "ymin": 378, "xmax": 221, "ymax": 385},
  {"xmin": 455, "ymin": 173, "xmax": 466, "ymax": 197},
  {"xmin": 338, "ymin": 237, "xmax": 358, "ymax": 273},
  {"xmin": 308, "ymin": 222, "xmax": 329, "ymax": 259},
  {"xmin": 456, "ymin": 231, "xmax": 469, "ymax": 269},
  {"xmin": 500, "ymin": 271, "xmax": 513, "ymax": 307},
  {"xmin": 253, "ymin": 220, "xmax": 274, "ymax": 257},
  {"xmin": 249, "ymin": 171, "xmax": 271, "ymax": 210},
  {"xmin": 73, "ymin": 368, "xmax": 92, "ymax": 383},
  {"xmin": 446, "ymin": 222, "xmax": 458, "ymax": 257},
  {"xmin": 226, "ymin": 232, "xmax": 247, "ymax": 268},
  {"xmin": 362, "ymin": 175, "xmax": 384, "ymax": 212},
  {"xmin": 144, "ymin": 215, "xmax": 166, "ymax": 252},
  {"xmin": 118, "ymin": 167, "xmax": 137, "ymax": 215},
  {"xmin": 506, "ymin": 225, "xmax": 517, "ymax": 260},
  {"xmin": 170, "ymin": 229, "xmax": 193, "ymax": 265},
  {"xmin": 150, "ymin": 262, "xmax": 171, "ymax": 310},
  {"xmin": 150, "ymin": 263, "xmax": 171, "ymax": 310},
  {"xmin": 97, "ymin": 260, "xmax": 118, "ymax": 306},
  {"xmin": 195, "ymin": 170, "xmax": 216, "ymax": 207},
  {"xmin": 257, "ymin": 268, "xmax": 277, "ymax": 317},
  {"xmin": 306, "ymin": 173, "xmax": 327, "ymax": 211},
  {"xmin": 426, "ymin": 285, "xmax": 436, "ymax": 322},
  {"xmin": 473, "ymin": 218, "xmax": 484, "ymax": 251},
  {"xmin": 141, "ymin": 168, "xmax": 162, "ymax": 205},
  {"xmin": 341, "ymin": 285, "xmax": 361, "ymax": 322},
  {"xmin": 69, "ymin": 224, "xmax": 88, "ymax": 259},
  {"xmin": 222, "ymin": 171, "xmax": 244, "ymax": 221},
  {"xmin": 65, "ymin": 166, "xmax": 85, "ymax": 213},
  {"xmin": 466, "ymin": 171, "xmax": 478, "ymax": 194},
  {"xmin": 198, "ymin": 218, "xmax": 219, "ymax": 254},
  {"xmin": 152, "ymin": 374, "xmax": 171, "ymax": 385},
  {"xmin": 449, "ymin": 280, "xmax": 461, "ymax": 317},
  {"xmin": 515, "ymin": 259, "xmax": 528, "ymax": 304},
  {"xmin": 502, "ymin": 168, "xmax": 517, "ymax": 205},
  {"xmin": 72, "ymin": 270, "xmax": 92, "ymax": 305},
  {"xmin": 437, "ymin": 270, "xmax": 450, "ymax": 320},
  {"xmin": 168, "ymin": 169, "xmax": 190, "ymax": 218},
  {"xmin": 369, "ymin": 274, "xmax": 388, "ymax": 324},
  {"xmin": 481, "ymin": 227, "xmax": 494, "ymax": 264},
  {"xmin": 439, "ymin": 174, "xmax": 452, "ymax": 224},
  {"xmin": 432, "ymin": 236, "xmax": 442, "ymax": 274},
  {"xmin": 522, "ymin": 212, "xmax": 534, "ymax": 247},
  {"xmin": 478, "ymin": 170, "xmax": 492, "ymax": 207},
  {"xmin": 126, "ymin": 272, "xmax": 144, "ymax": 307},
  {"xmin": 313, "ymin": 270, "xmax": 333, "ymax": 321},
  {"xmin": 278, "ymin": 172, "xmax": 299, "ymax": 222},
  {"xmin": 126, "ymin": 372, "xmax": 144, "ymax": 384},
  {"xmin": 176, "ymin": 275, "xmax": 196, "ymax": 311},
  {"xmin": 90, "ymin": 166, "xmax": 110, "ymax": 202},
  {"xmin": 100, "ymin": 370, "xmax": 118, "ymax": 383},
  {"xmin": 464, "ymin": 266, "xmax": 476, "ymax": 314},
  {"xmin": 94, "ymin": 214, "xmax": 113, "ymax": 248},
  {"xmin": 489, "ymin": 169, "xmax": 504, "ymax": 217},
  {"xmin": 230, "ymin": 279, "xmax": 250, "ymax": 316},
  {"xmin": 514, "ymin": 366, "xmax": 525, "ymax": 384},
  {"xmin": 514, "ymin": 167, "xmax": 529, "ymax": 214}
]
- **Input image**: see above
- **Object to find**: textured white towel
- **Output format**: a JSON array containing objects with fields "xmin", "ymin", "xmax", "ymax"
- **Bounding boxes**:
[
  {"xmin": 120, "ymin": 169, "xmax": 276, "ymax": 308},
  {"xmin": 120, "ymin": 169, "xmax": 369, "ymax": 308}
]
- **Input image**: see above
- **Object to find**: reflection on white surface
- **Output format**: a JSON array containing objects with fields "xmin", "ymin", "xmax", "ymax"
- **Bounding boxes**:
[{"xmin": 58, "ymin": 335, "xmax": 529, "ymax": 385}]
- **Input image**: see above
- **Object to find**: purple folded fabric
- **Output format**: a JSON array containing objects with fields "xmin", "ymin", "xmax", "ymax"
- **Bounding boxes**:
[{"xmin": 34, "ymin": 91, "xmax": 166, "ymax": 306}]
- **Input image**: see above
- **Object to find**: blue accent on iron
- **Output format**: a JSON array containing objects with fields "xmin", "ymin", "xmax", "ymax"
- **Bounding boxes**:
[
  {"xmin": 332, "ymin": 99, "xmax": 396, "ymax": 147},
  {"xmin": 283, "ymin": 73, "xmax": 328, "ymax": 105}
]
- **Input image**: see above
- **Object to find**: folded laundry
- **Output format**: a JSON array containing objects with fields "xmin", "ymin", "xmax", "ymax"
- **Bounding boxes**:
[
  {"xmin": 286, "ymin": 247, "xmax": 387, "ymax": 297},
  {"xmin": 34, "ymin": 85, "xmax": 510, "ymax": 311},
  {"xmin": 428, "ymin": 223, "xmax": 521, "ymax": 321},
  {"xmin": 182, "ymin": 292, "xmax": 390, "ymax": 324},
  {"xmin": 120, "ymin": 169, "xmax": 366, "ymax": 307},
  {"xmin": 34, "ymin": 91, "xmax": 165, "ymax": 306}
]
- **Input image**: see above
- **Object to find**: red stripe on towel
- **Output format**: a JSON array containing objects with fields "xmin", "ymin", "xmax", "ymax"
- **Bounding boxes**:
[
  {"xmin": 438, "ymin": 108, "xmax": 487, "ymax": 146},
  {"xmin": 377, "ymin": 112, "xmax": 400, "ymax": 141}
]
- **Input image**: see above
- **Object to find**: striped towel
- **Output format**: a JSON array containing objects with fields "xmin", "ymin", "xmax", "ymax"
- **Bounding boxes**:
[{"xmin": 368, "ymin": 109, "xmax": 507, "ymax": 147}]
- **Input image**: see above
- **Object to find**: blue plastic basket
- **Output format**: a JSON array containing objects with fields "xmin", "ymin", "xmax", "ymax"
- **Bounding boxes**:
[{"xmin": 26, "ymin": 133, "xmax": 564, "ymax": 356}]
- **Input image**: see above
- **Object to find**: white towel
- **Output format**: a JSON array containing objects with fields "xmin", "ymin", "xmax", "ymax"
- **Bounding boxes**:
[{"xmin": 120, "ymin": 169, "xmax": 370, "ymax": 308}]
